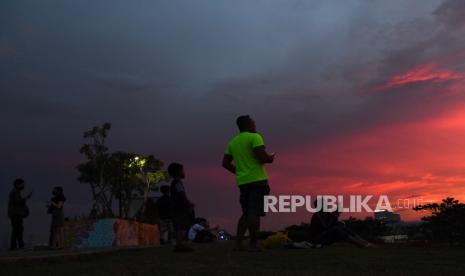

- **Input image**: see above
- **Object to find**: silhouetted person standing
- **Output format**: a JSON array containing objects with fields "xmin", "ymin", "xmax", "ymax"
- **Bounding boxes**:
[
  {"xmin": 7, "ymin": 178, "xmax": 32, "ymax": 250},
  {"xmin": 48, "ymin": 186, "xmax": 66, "ymax": 249},
  {"xmin": 222, "ymin": 115, "xmax": 275, "ymax": 251}
]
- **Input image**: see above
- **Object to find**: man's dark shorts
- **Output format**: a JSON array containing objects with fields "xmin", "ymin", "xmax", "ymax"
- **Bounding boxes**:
[{"xmin": 239, "ymin": 180, "xmax": 270, "ymax": 217}]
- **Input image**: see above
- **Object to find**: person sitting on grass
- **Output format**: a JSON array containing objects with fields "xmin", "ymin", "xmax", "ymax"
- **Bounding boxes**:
[
  {"xmin": 309, "ymin": 200, "xmax": 374, "ymax": 248},
  {"xmin": 168, "ymin": 162, "xmax": 195, "ymax": 252},
  {"xmin": 188, "ymin": 217, "xmax": 219, "ymax": 243}
]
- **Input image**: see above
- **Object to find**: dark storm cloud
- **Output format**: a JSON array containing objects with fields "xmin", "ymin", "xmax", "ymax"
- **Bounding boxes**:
[
  {"xmin": 1, "ymin": 0, "xmax": 455, "ymax": 181},
  {"xmin": 434, "ymin": 0, "xmax": 465, "ymax": 29},
  {"xmin": 205, "ymin": 0, "xmax": 465, "ymax": 150}
]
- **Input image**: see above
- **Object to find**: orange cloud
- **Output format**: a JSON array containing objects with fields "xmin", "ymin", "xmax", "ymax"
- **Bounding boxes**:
[{"xmin": 375, "ymin": 63, "xmax": 464, "ymax": 91}]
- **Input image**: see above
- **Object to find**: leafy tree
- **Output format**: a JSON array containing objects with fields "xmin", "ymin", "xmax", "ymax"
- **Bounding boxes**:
[
  {"xmin": 128, "ymin": 155, "xmax": 168, "ymax": 219},
  {"xmin": 106, "ymin": 151, "xmax": 142, "ymax": 218},
  {"xmin": 77, "ymin": 123, "xmax": 168, "ymax": 221},
  {"xmin": 414, "ymin": 197, "xmax": 465, "ymax": 244},
  {"xmin": 77, "ymin": 123, "xmax": 114, "ymax": 218}
]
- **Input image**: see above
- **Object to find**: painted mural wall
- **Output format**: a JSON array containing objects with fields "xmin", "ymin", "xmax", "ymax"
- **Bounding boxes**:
[{"xmin": 64, "ymin": 218, "xmax": 160, "ymax": 248}]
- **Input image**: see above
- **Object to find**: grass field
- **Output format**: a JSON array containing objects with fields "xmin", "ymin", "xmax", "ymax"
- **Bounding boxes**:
[{"xmin": 2, "ymin": 241, "xmax": 465, "ymax": 275}]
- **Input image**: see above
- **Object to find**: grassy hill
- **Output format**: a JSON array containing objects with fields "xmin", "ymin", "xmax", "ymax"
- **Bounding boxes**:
[{"xmin": 2, "ymin": 241, "xmax": 465, "ymax": 275}]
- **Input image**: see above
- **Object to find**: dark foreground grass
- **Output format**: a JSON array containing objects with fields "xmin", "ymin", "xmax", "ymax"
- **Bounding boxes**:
[{"xmin": 2, "ymin": 242, "xmax": 465, "ymax": 275}]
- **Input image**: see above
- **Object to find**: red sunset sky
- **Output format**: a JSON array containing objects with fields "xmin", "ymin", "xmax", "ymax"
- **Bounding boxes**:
[{"xmin": 2, "ymin": 0, "xmax": 465, "ymax": 240}]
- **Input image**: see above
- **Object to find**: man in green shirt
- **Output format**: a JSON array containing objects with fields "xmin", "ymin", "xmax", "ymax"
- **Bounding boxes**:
[{"xmin": 222, "ymin": 115, "xmax": 275, "ymax": 250}]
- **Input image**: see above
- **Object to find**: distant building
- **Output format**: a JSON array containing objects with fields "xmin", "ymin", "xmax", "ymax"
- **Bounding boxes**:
[{"xmin": 374, "ymin": 210, "xmax": 401, "ymax": 223}]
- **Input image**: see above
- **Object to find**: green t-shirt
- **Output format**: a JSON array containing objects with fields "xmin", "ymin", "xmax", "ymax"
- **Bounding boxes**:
[{"xmin": 225, "ymin": 132, "xmax": 268, "ymax": 186}]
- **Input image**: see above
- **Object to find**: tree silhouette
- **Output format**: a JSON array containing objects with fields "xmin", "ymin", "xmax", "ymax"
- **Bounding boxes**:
[
  {"xmin": 106, "ymin": 151, "xmax": 142, "ymax": 218},
  {"xmin": 414, "ymin": 197, "xmax": 465, "ymax": 244},
  {"xmin": 77, "ymin": 123, "xmax": 114, "ymax": 218},
  {"xmin": 77, "ymin": 123, "xmax": 167, "ymax": 220}
]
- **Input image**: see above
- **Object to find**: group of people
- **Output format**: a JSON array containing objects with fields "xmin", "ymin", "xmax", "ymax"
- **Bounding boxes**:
[
  {"xmin": 155, "ymin": 162, "xmax": 219, "ymax": 252},
  {"xmin": 7, "ymin": 115, "xmax": 370, "ymax": 252},
  {"xmin": 7, "ymin": 178, "xmax": 66, "ymax": 250},
  {"xmin": 154, "ymin": 115, "xmax": 274, "ymax": 252}
]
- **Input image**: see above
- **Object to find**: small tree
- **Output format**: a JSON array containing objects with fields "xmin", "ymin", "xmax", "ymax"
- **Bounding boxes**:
[
  {"xmin": 106, "ymin": 151, "xmax": 142, "ymax": 218},
  {"xmin": 77, "ymin": 123, "xmax": 114, "ymax": 218},
  {"xmin": 77, "ymin": 123, "xmax": 167, "ymax": 220},
  {"xmin": 128, "ymin": 155, "xmax": 168, "ymax": 219},
  {"xmin": 414, "ymin": 197, "xmax": 465, "ymax": 244}
]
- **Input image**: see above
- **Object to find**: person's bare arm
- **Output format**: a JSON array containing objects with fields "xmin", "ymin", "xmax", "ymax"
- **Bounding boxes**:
[
  {"xmin": 206, "ymin": 225, "xmax": 219, "ymax": 231},
  {"xmin": 254, "ymin": 146, "xmax": 275, "ymax": 164},
  {"xmin": 222, "ymin": 154, "xmax": 236, "ymax": 174},
  {"xmin": 51, "ymin": 201, "xmax": 64, "ymax": 208}
]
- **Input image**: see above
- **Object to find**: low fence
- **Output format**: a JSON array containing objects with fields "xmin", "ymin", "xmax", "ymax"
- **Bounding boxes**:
[{"xmin": 64, "ymin": 218, "xmax": 160, "ymax": 248}]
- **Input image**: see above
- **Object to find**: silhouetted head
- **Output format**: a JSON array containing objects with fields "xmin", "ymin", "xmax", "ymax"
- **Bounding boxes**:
[
  {"xmin": 160, "ymin": 185, "xmax": 170, "ymax": 196},
  {"xmin": 52, "ymin": 186, "xmax": 64, "ymax": 197},
  {"xmin": 236, "ymin": 115, "xmax": 256, "ymax": 132},
  {"xmin": 13, "ymin": 178, "xmax": 25, "ymax": 190},
  {"xmin": 168, "ymin": 162, "xmax": 185, "ymax": 179}
]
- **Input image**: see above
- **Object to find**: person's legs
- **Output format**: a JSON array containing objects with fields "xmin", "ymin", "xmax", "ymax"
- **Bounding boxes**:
[
  {"xmin": 159, "ymin": 220, "xmax": 168, "ymax": 244},
  {"xmin": 173, "ymin": 214, "xmax": 193, "ymax": 252},
  {"xmin": 246, "ymin": 181, "xmax": 269, "ymax": 249},
  {"xmin": 315, "ymin": 226, "xmax": 372, "ymax": 248},
  {"xmin": 312, "ymin": 227, "xmax": 343, "ymax": 246},
  {"xmin": 247, "ymin": 215, "xmax": 260, "ymax": 248},
  {"xmin": 236, "ymin": 184, "xmax": 249, "ymax": 250},
  {"xmin": 175, "ymin": 230, "xmax": 185, "ymax": 245},
  {"xmin": 58, "ymin": 227, "xmax": 65, "ymax": 249},
  {"xmin": 339, "ymin": 227, "xmax": 371, "ymax": 248},
  {"xmin": 10, "ymin": 218, "xmax": 18, "ymax": 250},
  {"xmin": 194, "ymin": 230, "xmax": 214, "ymax": 243},
  {"xmin": 11, "ymin": 217, "xmax": 24, "ymax": 249},
  {"xmin": 18, "ymin": 218, "xmax": 24, "ymax": 248},
  {"xmin": 51, "ymin": 228, "xmax": 57, "ymax": 248},
  {"xmin": 168, "ymin": 221, "xmax": 175, "ymax": 244},
  {"xmin": 235, "ymin": 215, "xmax": 248, "ymax": 249}
]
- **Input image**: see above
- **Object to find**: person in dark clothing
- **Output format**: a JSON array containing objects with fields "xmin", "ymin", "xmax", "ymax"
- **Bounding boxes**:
[
  {"xmin": 157, "ymin": 185, "xmax": 174, "ymax": 244},
  {"xmin": 7, "ymin": 178, "xmax": 32, "ymax": 251},
  {"xmin": 47, "ymin": 186, "xmax": 66, "ymax": 249},
  {"xmin": 309, "ymin": 200, "xmax": 373, "ymax": 248},
  {"xmin": 168, "ymin": 162, "xmax": 195, "ymax": 252}
]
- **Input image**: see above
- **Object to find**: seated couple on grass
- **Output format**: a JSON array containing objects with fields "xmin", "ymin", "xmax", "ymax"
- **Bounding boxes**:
[{"xmin": 290, "ymin": 199, "xmax": 374, "ymax": 249}]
